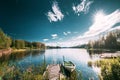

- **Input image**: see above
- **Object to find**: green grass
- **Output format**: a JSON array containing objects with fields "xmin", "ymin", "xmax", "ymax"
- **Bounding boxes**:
[
  {"xmin": 0, "ymin": 62, "xmax": 46, "ymax": 80},
  {"xmin": 93, "ymin": 58, "xmax": 120, "ymax": 80}
]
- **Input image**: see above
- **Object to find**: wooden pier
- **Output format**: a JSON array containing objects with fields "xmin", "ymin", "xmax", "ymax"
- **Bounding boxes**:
[{"xmin": 43, "ymin": 64, "xmax": 66, "ymax": 80}]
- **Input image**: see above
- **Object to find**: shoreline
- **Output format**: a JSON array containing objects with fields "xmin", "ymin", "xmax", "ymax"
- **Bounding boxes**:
[
  {"xmin": 0, "ymin": 48, "xmax": 12, "ymax": 57},
  {"xmin": 88, "ymin": 57, "xmax": 120, "ymax": 80},
  {"xmin": 0, "ymin": 48, "xmax": 45, "ymax": 57},
  {"xmin": 87, "ymin": 48, "xmax": 120, "ymax": 52},
  {"xmin": 12, "ymin": 48, "xmax": 45, "ymax": 52}
]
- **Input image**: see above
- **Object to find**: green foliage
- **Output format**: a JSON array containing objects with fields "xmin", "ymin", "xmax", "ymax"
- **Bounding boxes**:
[
  {"xmin": 101, "ymin": 64, "xmax": 114, "ymax": 80},
  {"xmin": 95, "ymin": 58, "xmax": 120, "ymax": 80},
  {"xmin": 87, "ymin": 30, "xmax": 120, "ymax": 50},
  {"xmin": 10, "ymin": 40, "xmax": 45, "ymax": 50},
  {"xmin": 0, "ymin": 28, "xmax": 45, "ymax": 50},
  {"xmin": 70, "ymin": 70, "xmax": 77, "ymax": 80},
  {"xmin": 0, "ymin": 63, "xmax": 45, "ymax": 80},
  {"xmin": 11, "ymin": 40, "xmax": 45, "ymax": 50},
  {"xmin": 88, "ymin": 61, "xmax": 92, "ymax": 67},
  {"xmin": 32, "ymin": 42, "xmax": 45, "ymax": 49},
  {"xmin": 0, "ymin": 28, "xmax": 11, "ymax": 49},
  {"xmin": 15, "ymin": 40, "xmax": 25, "ymax": 49},
  {"xmin": 24, "ymin": 41, "xmax": 32, "ymax": 49},
  {"xmin": 111, "ymin": 62, "xmax": 120, "ymax": 80},
  {"xmin": 78, "ymin": 71, "xmax": 83, "ymax": 80}
]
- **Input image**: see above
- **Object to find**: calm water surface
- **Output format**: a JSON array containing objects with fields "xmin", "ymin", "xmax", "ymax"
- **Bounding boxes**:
[{"xmin": 1, "ymin": 48, "xmax": 99, "ymax": 80}]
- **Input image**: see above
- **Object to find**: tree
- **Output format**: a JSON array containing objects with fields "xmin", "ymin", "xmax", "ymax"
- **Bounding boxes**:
[
  {"xmin": 32, "ymin": 42, "xmax": 45, "ymax": 49},
  {"xmin": 0, "ymin": 28, "xmax": 45, "ymax": 50},
  {"xmin": 0, "ymin": 28, "xmax": 11, "ymax": 49},
  {"xmin": 105, "ymin": 32, "xmax": 117, "ymax": 49},
  {"xmin": 111, "ymin": 62, "xmax": 120, "ymax": 80},
  {"xmin": 15, "ymin": 40, "xmax": 25, "ymax": 49},
  {"xmin": 87, "ymin": 30, "xmax": 120, "ymax": 50},
  {"xmin": 24, "ymin": 41, "xmax": 32, "ymax": 48},
  {"xmin": 101, "ymin": 65, "xmax": 114, "ymax": 80}
]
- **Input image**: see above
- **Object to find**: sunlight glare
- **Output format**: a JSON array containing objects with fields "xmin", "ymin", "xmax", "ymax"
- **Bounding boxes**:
[{"xmin": 94, "ymin": 10, "xmax": 105, "ymax": 23}]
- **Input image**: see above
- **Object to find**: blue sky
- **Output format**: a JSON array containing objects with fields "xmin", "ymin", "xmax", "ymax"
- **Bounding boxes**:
[{"xmin": 0, "ymin": 0, "xmax": 120, "ymax": 47}]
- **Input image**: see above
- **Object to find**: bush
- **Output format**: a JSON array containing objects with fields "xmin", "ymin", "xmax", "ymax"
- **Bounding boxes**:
[
  {"xmin": 0, "ymin": 28, "xmax": 11, "ymax": 49},
  {"xmin": 88, "ymin": 61, "xmax": 92, "ymax": 67}
]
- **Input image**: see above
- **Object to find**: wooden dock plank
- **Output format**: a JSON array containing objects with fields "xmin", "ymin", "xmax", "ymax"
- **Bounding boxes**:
[{"xmin": 47, "ymin": 64, "xmax": 60, "ymax": 80}]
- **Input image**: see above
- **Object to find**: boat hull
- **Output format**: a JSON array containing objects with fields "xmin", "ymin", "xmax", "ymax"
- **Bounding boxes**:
[
  {"xmin": 64, "ymin": 65, "xmax": 76, "ymax": 72},
  {"xmin": 63, "ymin": 61, "xmax": 76, "ymax": 72}
]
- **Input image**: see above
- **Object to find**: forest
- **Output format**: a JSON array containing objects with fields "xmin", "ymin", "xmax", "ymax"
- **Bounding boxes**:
[
  {"xmin": 0, "ymin": 28, "xmax": 45, "ymax": 50},
  {"xmin": 87, "ymin": 29, "xmax": 120, "ymax": 50}
]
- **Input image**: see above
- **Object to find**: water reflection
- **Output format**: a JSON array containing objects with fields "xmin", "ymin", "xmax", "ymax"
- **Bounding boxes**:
[
  {"xmin": 0, "ymin": 49, "xmax": 99, "ymax": 80},
  {"xmin": 0, "ymin": 50, "xmax": 45, "ymax": 63}
]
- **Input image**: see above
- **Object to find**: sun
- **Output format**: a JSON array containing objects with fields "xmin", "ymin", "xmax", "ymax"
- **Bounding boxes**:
[{"xmin": 94, "ymin": 10, "xmax": 105, "ymax": 23}]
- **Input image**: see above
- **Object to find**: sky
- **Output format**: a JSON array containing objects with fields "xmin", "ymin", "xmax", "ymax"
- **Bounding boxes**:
[{"xmin": 0, "ymin": 0, "xmax": 120, "ymax": 47}]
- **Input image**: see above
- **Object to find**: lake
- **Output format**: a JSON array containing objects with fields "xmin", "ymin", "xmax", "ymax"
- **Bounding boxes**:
[{"xmin": 0, "ymin": 48, "xmax": 99, "ymax": 80}]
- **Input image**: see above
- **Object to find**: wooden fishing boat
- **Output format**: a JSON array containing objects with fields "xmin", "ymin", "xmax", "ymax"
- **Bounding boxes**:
[{"xmin": 63, "ymin": 61, "xmax": 76, "ymax": 72}]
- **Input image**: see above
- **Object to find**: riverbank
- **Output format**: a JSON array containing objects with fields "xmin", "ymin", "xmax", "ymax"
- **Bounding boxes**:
[
  {"xmin": 88, "ymin": 57, "xmax": 120, "ymax": 80},
  {"xmin": 0, "ymin": 48, "xmax": 12, "ymax": 57},
  {"xmin": 0, "ymin": 48, "xmax": 101, "ymax": 80},
  {"xmin": 0, "ymin": 48, "xmax": 45, "ymax": 57},
  {"xmin": 0, "ymin": 63, "xmax": 45, "ymax": 80},
  {"xmin": 12, "ymin": 48, "xmax": 45, "ymax": 52},
  {"xmin": 88, "ymin": 49, "xmax": 120, "ymax": 79},
  {"xmin": 87, "ymin": 48, "xmax": 120, "ymax": 53}
]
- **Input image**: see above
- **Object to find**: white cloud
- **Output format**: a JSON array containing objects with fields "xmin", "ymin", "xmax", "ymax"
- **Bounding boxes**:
[
  {"xmin": 72, "ymin": 0, "xmax": 93, "ymax": 15},
  {"xmin": 67, "ymin": 31, "xmax": 71, "ymax": 34},
  {"xmin": 63, "ymin": 32, "xmax": 67, "ymax": 36},
  {"xmin": 108, "ymin": 26, "xmax": 120, "ymax": 32},
  {"xmin": 51, "ymin": 34, "xmax": 58, "ymax": 39},
  {"xmin": 47, "ymin": 2, "xmax": 64, "ymax": 22},
  {"xmin": 51, "ymin": 34, "xmax": 57, "ymax": 37},
  {"xmin": 43, "ymin": 39, "xmax": 49, "ymax": 42},
  {"xmin": 83, "ymin": 9, "xmax": 120, "ymax": 38},
  {"xmin": 46, "ymin": 9, "xmax": 120, "ymax": 47},
  {"xmin": 63, "ymin": 31, "xmax": 71, "ymax": 36},
  {"xmin": 70, "ymin": 9, "xmax": 120, "ymax": 45}
]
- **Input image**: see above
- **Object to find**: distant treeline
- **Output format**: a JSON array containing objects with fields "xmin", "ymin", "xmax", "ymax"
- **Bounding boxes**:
[
  {"xmin": 70, "ymin": 44, "xmax": 87, "ymax": 48},
  {"xmin": 0, "ymin": 28, "xmax": 45, "ymax": 49},
  {"xmin": 87, "ymin": 29, "xmax": 120, "ymax": 50},
  {"xmin": 46, "ymin": 46, "xmax": 61, "ymax": 49},
  {"xmin": 11, "ymin": 40, "xmax": 45, "ymax": 49}
]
